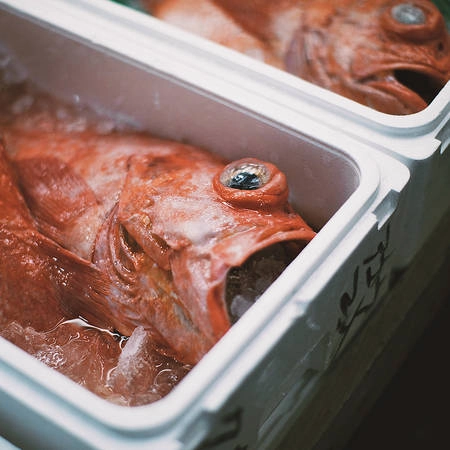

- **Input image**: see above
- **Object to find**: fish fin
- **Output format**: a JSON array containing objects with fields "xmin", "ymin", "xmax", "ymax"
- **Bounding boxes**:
[
  {"xmin": 0, "ymin": 142, "xmax": 36, "ymax": 230},
  {"xmin": 13, "ymin": 156, "xmax": 98, "ymax": 242},
  {"xmin": 38, "ymin": 235, "xmax": 113, "ymax": 329},
  {"xmin": 0, "ymin": 144, "xmax": 111, "ymax": 330}
]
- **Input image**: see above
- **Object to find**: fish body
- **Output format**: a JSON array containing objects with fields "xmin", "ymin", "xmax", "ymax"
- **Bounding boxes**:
[
  {"xmin": 148, "ymin": 0, "xmax": 450, "ymax": 114},
  {"xmin": 0, "ymin": 95, "xmax": 315, "ymax": 364}
]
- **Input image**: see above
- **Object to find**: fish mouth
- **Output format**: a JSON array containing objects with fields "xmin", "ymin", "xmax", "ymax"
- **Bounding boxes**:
[
  {"xmin": 363, "ymin": 65, "xmax": 448, "ymax": 113},
  {"xmin": 225, "ymin": 241, "xmax": 302, "ymax": 324},
  {"xmin": 392, "ymin": 67, "xmax": 446, "ymax": 104}
]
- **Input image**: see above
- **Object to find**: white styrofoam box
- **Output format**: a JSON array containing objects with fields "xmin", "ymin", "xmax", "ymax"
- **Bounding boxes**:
[
  {"xmin": 0, "ymin": 2, "xmax": 410, "ymax": 449},
  {"xmin": 47, "ymin": 0, "xmax": 450, "ymax": 268}
]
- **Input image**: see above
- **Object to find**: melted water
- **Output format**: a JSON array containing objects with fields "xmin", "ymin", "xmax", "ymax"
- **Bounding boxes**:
[{"xmin": 0, "ymin": 318, "xmax": 191, "ymax": 406}]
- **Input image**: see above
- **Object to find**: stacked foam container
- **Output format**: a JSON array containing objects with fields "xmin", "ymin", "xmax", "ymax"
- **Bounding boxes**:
[{"xmin": 0, "ymin": 1, "xmax": 448, "ymax": 449}]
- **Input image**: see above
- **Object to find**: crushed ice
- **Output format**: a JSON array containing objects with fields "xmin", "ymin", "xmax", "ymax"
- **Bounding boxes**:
[{"xmin": 226, "ymin": 243, "xmax": 295, "ymax": 323}]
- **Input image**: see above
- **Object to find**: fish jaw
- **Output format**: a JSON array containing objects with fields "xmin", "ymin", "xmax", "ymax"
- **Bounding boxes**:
[
  {"xmin": 349, "ymin": 27, "xmax": 450, "ymax": 114},
  {"xmin": 354, "ymin": 65, "xmax": 448, "ymax": 114},
  {"xmin": 175, "ymin": 212, "xmax": 314, "ymax": 317},
  {"xmin": 329, "ymin": 52, "xmax": 448, "ymax": 116},
  {"xmin": 346, "ymin": 0, "xmax": 450, "ymax": 114}
]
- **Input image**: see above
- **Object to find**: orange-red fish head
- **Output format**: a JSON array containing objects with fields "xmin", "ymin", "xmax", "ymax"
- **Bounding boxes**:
[
  {"xmin": 113, "ymin": 150, "xmax": 316, "ymax": 364},
  {"xmin": 287, "ymin": 0, "xmax": 450, "ymax": 114}
]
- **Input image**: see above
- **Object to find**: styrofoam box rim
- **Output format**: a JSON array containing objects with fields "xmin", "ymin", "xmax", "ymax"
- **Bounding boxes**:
[
  {"xmin": 65, "ymin": 0, "xmax": 450, "ymax": 165},
  {"xmin": 4, "ymin": 0, "xmax": 448, "ymax": 167}
]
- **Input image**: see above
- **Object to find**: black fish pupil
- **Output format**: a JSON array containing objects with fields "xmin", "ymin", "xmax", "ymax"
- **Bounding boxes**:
[{"xmin": 228, "ymin": 172, "xmax": 261, "ymax": 190}]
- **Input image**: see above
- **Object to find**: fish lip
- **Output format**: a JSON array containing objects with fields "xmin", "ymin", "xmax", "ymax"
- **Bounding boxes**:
[
  {"xmin": 360, "ymin": 63, "xmax": 448, "ymax": 86},
  {"xmin": 359, "ymin": 63, "xmax": 448, "ymax": 110}
]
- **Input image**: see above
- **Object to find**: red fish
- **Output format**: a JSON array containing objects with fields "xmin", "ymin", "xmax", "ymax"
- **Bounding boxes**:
[
  {"xmin": 0, "ymin": 92, "xmax": 315, "ymax": 365},
  {"xmin": 147, "ymin": 0, "xmax": 450, "ymax": 114}
]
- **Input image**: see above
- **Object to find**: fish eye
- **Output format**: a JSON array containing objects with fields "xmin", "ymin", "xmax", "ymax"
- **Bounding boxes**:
[
  {"xmin": 213, "ymin": 158, "xmax": 289, "ymax": 209},
  {"xmin": 382, "ymin": 1, "xmax": 444, "ymax": 41},
  {"xmin": 220, "ymin": 161, "xmax": 270, "ymax": 190},
  {"xmin": 391, "ymin": 4, "xmax": 426, "ymax": 25}
]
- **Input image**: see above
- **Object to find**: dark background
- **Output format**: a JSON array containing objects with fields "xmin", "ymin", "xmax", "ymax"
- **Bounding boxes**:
[{"xmin": 346, "ymin": 295, "xmax": 450, "ymax": 450}]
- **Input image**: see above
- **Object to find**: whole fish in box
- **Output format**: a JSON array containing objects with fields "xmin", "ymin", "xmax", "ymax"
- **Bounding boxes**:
[
  {"xmin": 146, "ymin": 0, "xmax": 450, "ymax": 115},
  {"xmin": 0, "ymin": 91, "xmax": 315, "ymax": 365}
]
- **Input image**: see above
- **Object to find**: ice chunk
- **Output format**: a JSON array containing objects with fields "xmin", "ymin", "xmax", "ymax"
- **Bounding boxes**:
[
  {"xmin": 0, "ymin": 52, "xmax": 27, "ymax": 84},
  {"xmin": 229, "ymin": 294, "xmax": 254, "ymax": 320},
  {"xmin": 0, "ymin": 320, "xmax": 122, "ymax": 395},
  {"xmin": 106, "ymin": 326, "xmax": 191, "ymax": 406}
]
